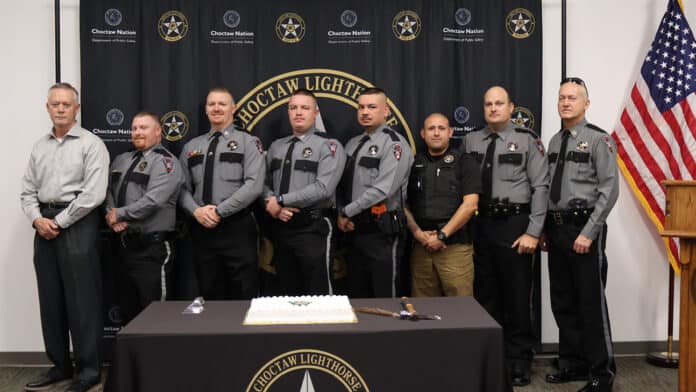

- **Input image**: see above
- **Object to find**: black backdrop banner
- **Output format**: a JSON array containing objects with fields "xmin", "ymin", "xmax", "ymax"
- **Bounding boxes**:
[
  {"xmin": 80, "ymin": 0, "xmax": 542, "ymax": 347},
  {"xmin": 81, "ymin": 0, "xmax": 541, "ymax": 159}
]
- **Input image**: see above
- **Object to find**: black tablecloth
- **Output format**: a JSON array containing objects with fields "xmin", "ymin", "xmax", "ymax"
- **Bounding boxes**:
[{"xmin": 105, "ymin": 296, "xmax": 508, "ymax": 392}]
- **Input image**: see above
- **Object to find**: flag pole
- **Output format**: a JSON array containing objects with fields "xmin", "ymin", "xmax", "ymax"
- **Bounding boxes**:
[
  {"xmin": 646, "ymin": 266, "xmax": 679, "ymax": 368},
  {"xmin": 54, "ymin": 0, "xmax": 61, "ymax": 82}
]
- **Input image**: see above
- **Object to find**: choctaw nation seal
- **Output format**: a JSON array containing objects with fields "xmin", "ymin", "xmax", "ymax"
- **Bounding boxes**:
[{"xmin": 246, "ymin": 349, "xmax": 369, "ymax": 392}]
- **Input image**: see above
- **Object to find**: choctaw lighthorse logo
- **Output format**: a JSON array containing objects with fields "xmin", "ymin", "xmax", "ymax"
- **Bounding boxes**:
[
  {"xmin": 235, "ymin": 68, "xmax": 415, "ymax": 150},
  {"xmin": 161, "ymin": 111, "xmax": 190, "ymax": 142},
  {"xmin": 392, "ymin": 10, "xmax": 421, "ymax": 41},
  {"xmin": 158, "ymin": 10, "xmax": 189, "ymax": 42},
  {"xmin": 512, "ymin": 107, "xmax": 535, "ymax": 130},
  {"xmin": 276, "ymin": 13, "xmax": 306, "ymax": 43},
  {"xmin": 506, "ymin": 8, "xmax": 535, "ymax": 39},
  {"xmin": 246, "ymin": 349, "xmax": 369, "ymax": 392}
]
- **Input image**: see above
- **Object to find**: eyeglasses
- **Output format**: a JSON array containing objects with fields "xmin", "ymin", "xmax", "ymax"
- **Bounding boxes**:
[{"xmin": 561, "ymin": 77, "xmax": 588, "ymax": 96}]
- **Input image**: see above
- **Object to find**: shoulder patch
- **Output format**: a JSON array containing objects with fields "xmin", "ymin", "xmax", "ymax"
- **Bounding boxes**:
[
  {"xmin": 162, "ymin": 157, "xmax": 173, "ymax": 173},
  {"xmin": 153, "ymin": 148, "xmax": 173, "ymax": 158},
  {"xmin": 392, "ymin": 144, "xmax": 402, "ymax": 161},
  {"xmin": 535, "ymin": 138, "xmax": 545, "ymax": 156},
  {"xmin": 587, "ymin": 123, "xmax": 608, "ymax": 134},
  {"xmin": 603, "ymin": 135, "xmax": 615, "ymax": 153},
  {"xmin": 383, "ymin": 128, "xmax": 401, "ymax": 142},
  {"xmin": 254, "ymin": 137, "xmax": 264, "ymax": 153},
  {"xmin": 328, "ymin": 140, "xmax": 338, "ymax": 157}
]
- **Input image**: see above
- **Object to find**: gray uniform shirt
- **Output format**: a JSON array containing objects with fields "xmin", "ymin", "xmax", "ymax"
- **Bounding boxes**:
[
  {"xmin": 342, "ymin": 124, "xmax": 414, "ymax": 218},
  {"xmin": 264, "ymin": 128, "xmax": 346, "ymax": 209},
  {"xmin": 547, "ymin": 119, "xmax": 619, "ymax": 240},
  {"xmin": 462, "ymin": 122, "xmax": 549, "ymax": 237},
  {"xmin": 105, "ymin": 144, "xmax": 184, "ymax": 233},
  {"xmin": 179, "ymin": 125, "xmax": 265, "ymax": 217},
  {"xmin": 21, "ymin": 124, "xmax": 110, "ymax": 228}
]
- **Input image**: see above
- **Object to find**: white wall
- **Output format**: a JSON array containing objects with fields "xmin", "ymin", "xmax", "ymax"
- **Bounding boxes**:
[{"xmin": 0, "ymin": 0, "xmax": 690, "ymax": 352}]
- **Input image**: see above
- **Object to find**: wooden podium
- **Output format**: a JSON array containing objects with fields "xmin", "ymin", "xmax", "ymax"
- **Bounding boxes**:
[{"xmin": 662, "ymin": 181, "xmax": 696, "ymax": 392}]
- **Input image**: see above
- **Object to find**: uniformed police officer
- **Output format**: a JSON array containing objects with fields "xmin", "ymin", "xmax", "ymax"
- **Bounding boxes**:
[
  {"xmin": 179, "ymin": 87, "xmax": 265, "ymax": 300},
  {"xmin": 21, "ymin": 83, "xmax": 109, "ymax": 392},
  {"xmin": 542, "ymin": 78, "xmax": 618, "ymax": 392},
  {"xmin": 264, "ymin": 89, "xmax": 346, "ymax": 295},
  {"xmin": 105, "ymin": 111, "xmax": 184, "ymax": 323},
  {"xmin": 405, "ymin": 113, "xmax": 481, "ymax": 297},
  {"xmin": 337, "ymin": 87, "xmax": 414, "ymax": 298},
  {"xmin": 462, "ymin": 86, "xmax": 549, "ymax": 386}
]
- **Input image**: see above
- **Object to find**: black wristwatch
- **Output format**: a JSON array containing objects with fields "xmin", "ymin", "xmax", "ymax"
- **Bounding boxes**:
[
  {"xmin": 436, "ymin": 229, "xmax": 447, "ymax": 242},
  {"xmin": 276, "ymin": 194, "xmax": 285, "ymax": 206}
]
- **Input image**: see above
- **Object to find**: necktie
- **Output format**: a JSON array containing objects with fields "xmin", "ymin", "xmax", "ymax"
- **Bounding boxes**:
[
  {"xmin": 342, "ymin": 135, "xmax": 371, "ymax": 202},
  {"xmin": 116, "ymin": 151, "xmax": 143, "ymax": 207},
  {"xmin": 550, "ymin": 130, "xmax": 570, "ymax": 204},
  {"xmin": 278, "ymin": 137, "xmax": 300, "ymax": 195},
  {"xmin": 481, "ymin": 133, "xmax": 498, "ymax": 198},
  {"xmin": 202, "ymin": 132, "xmax": 222, "ymax": 204}
]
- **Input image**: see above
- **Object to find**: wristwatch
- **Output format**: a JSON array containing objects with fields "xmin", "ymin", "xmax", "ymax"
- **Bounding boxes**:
[
  {"xmin": 436, "ymin": 229, "xmax": 447, "ymax": 242},
  {"xmin": 276, "ymin": 194, "xmax": 285, "ymax": 206}
]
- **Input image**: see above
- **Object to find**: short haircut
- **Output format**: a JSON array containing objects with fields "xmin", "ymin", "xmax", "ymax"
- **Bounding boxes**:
[
  {"xmin": 133, "ymin": 111, "xmax": 161, "ymax": 125},
  {"xmin": 423, "ymin": 112, "xmax": 450, "ymax": 128},
  {"xmin": 560, "ymin": 76, "xmax": 589, "ymax": 98},
  {"xmin": 358, "ymin": 87, "xmax": 387, "ymax": 98},
  {"xmin": 207, "ymin": 86, "xmax": 235, "ymax": 102},
  {"xmin": 48, "ymin": 82, "xmax": 79, "ymax": 102},
  {"xmin": 291, "ymin": 88, "xmax": 317, "ymax": 100}
]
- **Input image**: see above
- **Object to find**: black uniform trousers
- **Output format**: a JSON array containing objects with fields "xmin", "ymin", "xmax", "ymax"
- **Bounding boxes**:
[
  {"xmin": 473, "ymin": 214, "xmax": 535, "ymax": 371},
  {"xmin": 33, "ymin": 208, "xmax": 102, "ymax": 383},
  {"xmin": 346, "ymin": 228, "xmax": 405, "ymax": 298},
  {"xmin": 117, "ymin": 239, "xmax": 174, "ymax": 325},
  {"xmin": 191, "ymin": 211, "xmax": 258, "ymax": 300},
  {"xmin": 271, "ymin": 217, "xmax": 335, "ymax": 295},
  {"xmin": 547, "ymin": 221, "xmax": 615, "ymax": 383}
]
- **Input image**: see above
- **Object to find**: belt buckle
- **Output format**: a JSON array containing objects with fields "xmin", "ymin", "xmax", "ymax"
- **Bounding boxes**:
[{"xmin": 551, "ymin": 211, "xmax": 563, "ymax": 225}]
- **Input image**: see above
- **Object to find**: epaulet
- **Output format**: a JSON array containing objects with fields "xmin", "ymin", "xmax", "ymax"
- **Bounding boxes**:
[
  {"xmin": 472, "ymin": 125, "xmax": 486, "ymax": 132},
  {"xmin": 586, "ymin": 123, "xmax": 608, "ymax": 134},
  {"xmin": 383, "ymin": 128, "xmax": 400, "ymax": 142},
  {"xmin": 313, "ymin": 131, "xmax": 328, "ymax": 138},
  {"xmin": 514, "ymin": 127, "xmax": 539, "ymax": 138},
  {"xmin": 154, "ymin": 148, "xmax": 173, "ymax": 158}
]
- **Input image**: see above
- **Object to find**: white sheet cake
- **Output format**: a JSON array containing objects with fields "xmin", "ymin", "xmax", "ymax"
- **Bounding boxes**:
[{"xmin": 243, "ymin": 295, "xmax": 358, "ymax": 325}]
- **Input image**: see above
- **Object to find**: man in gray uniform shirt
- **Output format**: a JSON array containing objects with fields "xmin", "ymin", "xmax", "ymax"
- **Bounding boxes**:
[
  {"xmin": 105, "ymin": 111, "xmax": 184, "ymax": 323},
  {"xmin": 542, "ymin": 78, "xmax": 618, "ymax": 392},
  {"xmin": 21, "ymin": 83, "xmax": 109, "ymax": 392},
  {"xmin": 264, "ymin": 89, "xmax": 346, "ymax": 295},
  {"xmin": 337, "ymin": 87, "xmax": 414, "ymax": 298},
  {"xmin": 462, "ymin": 86, "xmax": 549, "ymax": 387},
  {"xmin": 179, "ymin": 87, "xmax": 265, "ymax": 300}
]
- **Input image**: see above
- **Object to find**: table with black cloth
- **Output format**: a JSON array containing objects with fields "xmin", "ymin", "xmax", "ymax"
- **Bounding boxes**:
[{"xmin": 105, "ymin": 296, "xmax": 508, "ymax": 392}]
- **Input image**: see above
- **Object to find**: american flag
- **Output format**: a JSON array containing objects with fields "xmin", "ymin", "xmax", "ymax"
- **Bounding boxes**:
[{"xmin": 611, "ymin": 0, "xmax": 696, "ymax": 273}]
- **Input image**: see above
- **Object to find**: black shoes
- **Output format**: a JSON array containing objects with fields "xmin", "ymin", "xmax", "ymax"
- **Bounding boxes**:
[
  {"xmin": 577, "ymin": 379, "xmax": 613, "ymax": 392},
  {"xmin": 545, "ymin": 368, "xmax": 589, "ymax": 383},
  {"xmin": 65, "ymin": 379, "xmax": 100, "ymax": 392},
  {"xmin": 24, "ymin": 373, "xmax": 71, "ymax": 391},
  {"xmin": 511, "ymin": 370, "xmax": 531, "ymax": 387}
]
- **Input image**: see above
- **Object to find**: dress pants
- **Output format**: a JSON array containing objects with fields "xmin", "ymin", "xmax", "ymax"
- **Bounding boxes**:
[{"xmin": 34, "ymin": 208, "xmax": 102, "ymax": 383}]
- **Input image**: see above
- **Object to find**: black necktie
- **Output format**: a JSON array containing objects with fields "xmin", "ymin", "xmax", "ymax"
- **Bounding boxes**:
[
  {"xmin": 278, "ymin": 137, "xmax": 299, "ymax": 195},
  {"xmin": 481, "ymin": 133, "xmax": 498, "ymax": 198},
  {"xmin": 342, "ymin": 135, "xmax": 370, "ymax": 201},
  {"xmin": 550, "ymin": 130, "xmax": 570, "ymax": 204},
  {"xmin": 116, "ymin": 151, "xmax": 143, "ymax": 207},
  {"xmin": 202, "ymin": 132, "xmax": 222, "ymax": 204}
]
